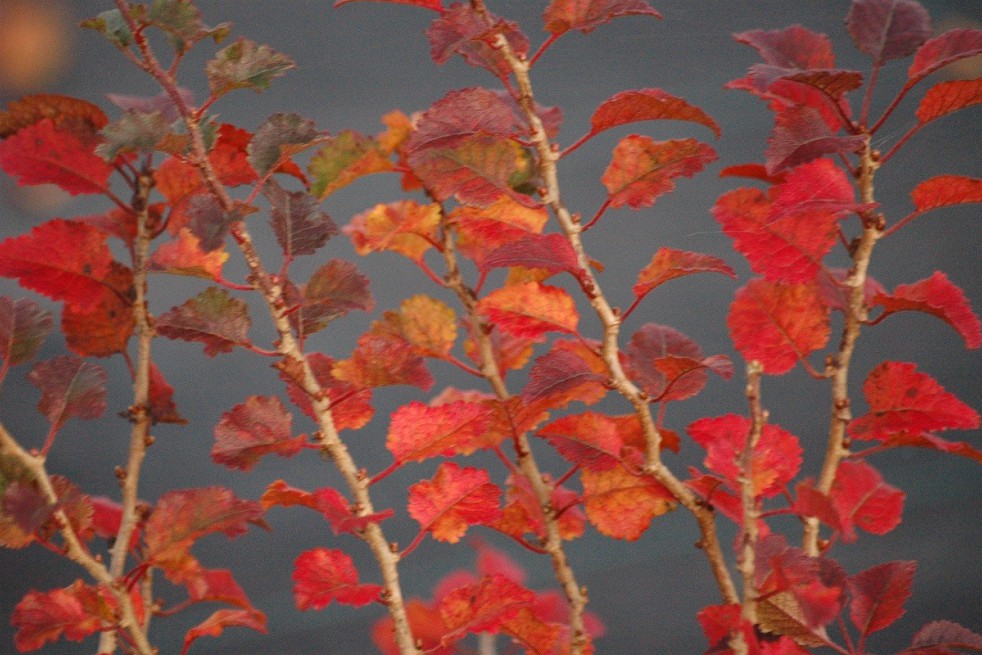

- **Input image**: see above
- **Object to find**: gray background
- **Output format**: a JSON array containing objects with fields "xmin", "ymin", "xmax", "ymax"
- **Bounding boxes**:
[{"xmin": 0, "ymin": 1, "xmax": 980, "ymax": 653}]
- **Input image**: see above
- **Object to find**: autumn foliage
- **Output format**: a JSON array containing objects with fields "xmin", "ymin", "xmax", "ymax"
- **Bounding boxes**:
[{"xmin": 0, "ymin": 1, "xmax": 980, "ymax": 654}]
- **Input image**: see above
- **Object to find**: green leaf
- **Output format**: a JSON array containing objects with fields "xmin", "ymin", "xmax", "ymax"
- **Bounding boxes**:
[
  {"xmin": 206, "ymin": 38, "xmax": 296, "ymax": 97},
  {"xmin": 96, "ymin": 111, "xmax": 173, "ymax": 160},
  {"xmin": 249, "ymin": 113, "xmax": 323, "ymax": 177},
  {"xmin": 148, "ymin": 0, "xmax": 232, "ymax": 53},
  {"xmin": 81, "ymin": 9, "xmax": 136, "ymax": 48}
]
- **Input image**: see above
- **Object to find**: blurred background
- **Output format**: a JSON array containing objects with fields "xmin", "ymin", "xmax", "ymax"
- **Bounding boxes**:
[{"xmin": 0, "ymin": 1, "xmax": 980, "ymax": 653}]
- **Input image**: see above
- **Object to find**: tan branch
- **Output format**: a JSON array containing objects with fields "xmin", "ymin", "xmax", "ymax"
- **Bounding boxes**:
[{"xmin": 803, "ymin": 140, "xmax": 881, "ymax": 556}]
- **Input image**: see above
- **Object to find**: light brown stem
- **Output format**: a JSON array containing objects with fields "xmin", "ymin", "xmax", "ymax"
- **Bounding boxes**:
[
  {"xmin": 113, "ymin": 3, "xmax": 420, "ymax": 652},
  {"xmin": 97, "ymin": 169, "xmax": 156, "ymax": 655},
  {"xmin": 474, "ymin": 0, "xmax": 739, "ymax": 607},
  {"xmin": 803, "ymin": 140, "xmax": 881, "ymax": 556},
  {"xmin": 738, "ymin": 362, "xmax": 766, "ymax": 627}
]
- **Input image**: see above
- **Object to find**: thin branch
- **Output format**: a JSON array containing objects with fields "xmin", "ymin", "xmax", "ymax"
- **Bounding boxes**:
[
  {"xmin": 802, "ymin": 137, "xmax": 882, "ymax": 556},
  {"xmin": 113, "ymin": 3, "xmax": 421, "ymax": 652},
  {"xmin": 475, "ymin": 0, "xmax": 740, "ymax": 611},
  {"xmin": 98, "ymin": 168, "xmax": 157, "ymax": 655},
  {"xmin": 737, "ymin": 361, "xmax": 766, "ymax": 628}
]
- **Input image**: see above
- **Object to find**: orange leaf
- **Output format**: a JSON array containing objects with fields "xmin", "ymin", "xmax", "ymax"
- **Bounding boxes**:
[
  {"xmin": 344, "ymin": 200, "xmax": 441, "ymax": 262},
  {"xmin": 387, "ymin": 400, "xmax": 493, "ymax": 463},
  {"xmin": 0, "ymin": 94, "xmax": 107, "ymax": 139},
  {"xmin": 582, "ymin": 462, "xmax": 675, "ymax": 540},
  {"xmin": 478, "ymin": 281, "xmax": 578, "ymax": 339},
  {"xmin": 590, "ymin": 88, "xmax": 719, "ymax": 138},
  {"xmin": 149, "ymin": 228, "xmax": 229, "ymax": 281},
  {"xmin": 633, "ymin": 247, "xmax": 735, "ymax": 299},
  {"xmin": 407, "ymin": 462, "xmax": 501, "ymax": 543},
  {"xmin": 602, "ymin": 135, "xmax": 716, "ymax": 209},
  {"xmin": 61, "ymin": 262, "xmax": 134, "ymax": 358}
]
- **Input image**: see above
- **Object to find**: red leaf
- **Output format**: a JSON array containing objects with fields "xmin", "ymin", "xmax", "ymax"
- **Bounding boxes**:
[
  {"xmin": 873, "ymin": 271, "xmax": 981, "ymax": 349},
  {"xmin": 733, "ymin": 26, "xmax": 836, "ymax": 70},
  {"xmin": 426, "ymin": 5, "xmax": 528, "ymax": 78},
  {"xmin": 28, "ymin": 356, "xmax": 107, "ymax": 430},
  {"xmin": 0, "ymin": 219, "xmax": 115, "ymax": 311},
  {"xmin": 264, "ymin": 180, "xmax": 338, "ymax": 258},
  {"xmin": 263, "ymin": 480, "xmax": 393, "ymax": 535},
  {"xmin": 408, "ymin": 462, "xmax": 501, "ymax": 543},
  {"xmin": 181, "ymin": 608, "xmax": 267, "ymax": 655},
  {"xmin": 408, "ymin": 87, "xmax": 524, "ymax": 149},
  {"xmin": 830, "ymin": 460, "xmax": 905, "ymax": 542},
  {"xmin": 11, "ymin": 581, "xmax": 117, "ymax": 651},
  {"xmin": 848, "ymin": 560, "xmax": 916, "ymax": 637},
  {"xmin": 145, "ymin": 487, "xmax": 265, "ymax": 571},
  {"xmin": 581, "ymin": 460, "xmax": 675, "ymax": 540},
  {"xmin": 478, "ymin": 282, "xmax": 578, "ymax": 339},
  {"xmin": 633, "ymin": 247, "xmax": 735, "ymax": 300},
  {"xmin": 61, "ymin": 262, "xmax": 134, "ymax": 357},
  {"xmin": 688, "ymin": 414, "xmax": 803, "ymax": 497},
  {"xmin": 537, "ymin": 412, "xmax": 625, "ymax": 471},
  {"xmin": 292, "ymin": 547, "xmax": 382, "ymax": 609},
  {"xmin": 0, "ymin": 119, "xmax": 112, "ymax": 195},
  {"xmin": 278, "ymin": 352, "xmax": 374, "ymax": 431},
  {"xmin": 294, "ymin": 259, "xmax": 374, "ymax": 335},
  {"xmin": 387, "ymin": 400, "xmax": 493, "ymax": 463},
  {"xmin": 728, "ymin": 279, "xmax": 830, "ymax": 375},
  {"xmin": 155, "ymin": 287, "xmax": 252, "ymax": 356},
  {"xmin": 904, "ymin": 620, "xmax": 982, "ymax": 653},
  {"xmin": 910, "ymin": 175, "xmax": 982, "ymax": 214},
  {"xmin": 212, "ymin": 395, "xmax": 306, "ymax": 471},
  {"xmin": 478, "ymin": 232, "xmax": 583, "ymax": 280},
  {"xmin": 543, "ymin": 0, "xmax": 661, "ymax": 35},
  {"xmin": 176, "ymin": 566, "xmax": 253, "ymax": 609},
  {"xmin": 713, "ymin": 184, "xmax": 840, "ymax": 284},
  {"xmin": 589, "ymin": 88, "xmax": 718, "ymax": 138},
  {"xmin": 876, "ymin": 432, "xmax": 982, "ymax": 465},
  {"xmin": 625, "ymin": 323, "xmax": 722, "ymax": 402},
  {"xmin": 846, "ymin": 0, "xmax": 931, "ymax": 65},
  {"xmin": 438, "ymin": 574, "xmax": 535, "ymax": 642},
  {"xmin": 765, "ymin": 106, "xmax": 865, "ymax": 174},
  {"xmin": 345, "ymin": 200, "xmax": 441, "ymax": 262},
  {"xmin": 333, "ymin": 329, "xmax": 434, "ymax": 391},
  {"xmin": 602, "ymin": 135, "xmax": 716, "ymax": 209},
  {"xmin": 849, "ymin": 361, "xmax": 980, "ymax": 441},
  {"xmin": 908, "ymin": 28, "xmax": 982, "ymax": 84},
  {"xmin": 0, "ymin": 297, "xmax": 52, "ymax": 367},
  {"xmin": 336, "ymin": 0, "xmax": 442, "ymax": 9},
  {"xmin": 495, "ymin": 474, "xmax": 585, "ymax": 542},
  {"xmin": 916, "ymin": 78, "xmax": 982, "ymax": 125},
  {"xmin": 520, "ymin": 344, "xmax": 609, "ymax": 412}
]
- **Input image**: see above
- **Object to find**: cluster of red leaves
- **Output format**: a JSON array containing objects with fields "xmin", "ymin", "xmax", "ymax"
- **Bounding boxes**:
[{"xmin": 0, "ymin": 0, "xmax": 980, "ymax": 654}]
